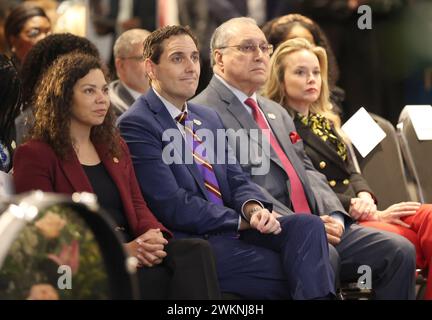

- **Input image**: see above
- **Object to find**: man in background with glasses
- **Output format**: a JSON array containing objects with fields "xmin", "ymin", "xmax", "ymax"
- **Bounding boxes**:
[
  {"xmin": 192, "ymin": 17, "xmax": 416, "ymax": 299},
  {"xmin": 110, "ymin": 28, "xmax": 150, "ymax": 116}
]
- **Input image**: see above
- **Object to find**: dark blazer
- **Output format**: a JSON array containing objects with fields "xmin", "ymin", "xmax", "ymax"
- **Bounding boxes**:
[
  {"xmin": 117, "ymin": 88, "xmax": 272, "ymax": 238},
  {"xmin": 192, "ymin": 76, "xmax": 349, "ymax": 219},
  {"xmin": 117, "ymin": 89, "xmax": 343, "ymax": 300},
  {"xmin": 13, "ymin": 138, "xmax": 170, "ymax": 238},
  {"xmin": 109, "ymin": 80, "xmax": 136, "ymax": 116},
  {"xmin": 293, "ymin": 116, "xmax": 375, "ymax": 211}
]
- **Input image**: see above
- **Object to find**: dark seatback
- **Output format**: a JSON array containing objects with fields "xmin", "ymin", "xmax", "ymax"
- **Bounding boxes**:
[
  {"xmin": 398, "ymin": 106, "xmax": 432, "ymax": 203},
  {"xmin": 356, "ymin": 114, "xmax": 415, "ymax": 210}
]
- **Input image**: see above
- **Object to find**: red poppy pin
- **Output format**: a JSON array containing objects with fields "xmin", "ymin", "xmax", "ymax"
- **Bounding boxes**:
[{"xmin": 289, "ymin": 131, "xmax": 301, "ymax": 144}]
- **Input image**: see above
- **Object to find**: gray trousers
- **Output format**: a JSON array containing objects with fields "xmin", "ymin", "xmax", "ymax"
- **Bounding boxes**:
[{"xmin": 329, "ymin": 223, "xmax": 416, "ymax": 300}]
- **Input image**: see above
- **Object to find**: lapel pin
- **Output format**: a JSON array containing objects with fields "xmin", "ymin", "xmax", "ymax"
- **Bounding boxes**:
[
  {"xmin": 193, "ymin": 119, "xmax": 202, "ymax": 126},
  {"xmin": 113, "ymin": 157, "xmax": 119, "ymax": 163},
  {"xmin": 267, "ymin": 113, "xmax": 276, "ymax": 120}
]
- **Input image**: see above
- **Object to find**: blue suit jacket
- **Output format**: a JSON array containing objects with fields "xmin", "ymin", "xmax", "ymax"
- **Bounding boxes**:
[{"xmin": 117, "ymin": 89, "xmax": 272, "ymax": 238}]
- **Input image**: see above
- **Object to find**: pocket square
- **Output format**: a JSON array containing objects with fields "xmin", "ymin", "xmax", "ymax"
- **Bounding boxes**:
[{"xmin": 289, "ymin": 131, "xmax": 302, "ymax": 144}]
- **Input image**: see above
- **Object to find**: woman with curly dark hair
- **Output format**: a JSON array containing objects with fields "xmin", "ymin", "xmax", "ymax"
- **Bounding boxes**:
[
  {"xmin": 0, "ymin": 53, "xmax": 21, "ymax": 172},
  {"xmin": 16, "ymin": 33, "xmax": 100, "ymax": 145},
  {"xmin": 12, "ymin": 52, "xmax": 220, "ymax": 300},
  {"xmin": 14, "ymin": 52, "xmax": 140, "ymax": 237}
]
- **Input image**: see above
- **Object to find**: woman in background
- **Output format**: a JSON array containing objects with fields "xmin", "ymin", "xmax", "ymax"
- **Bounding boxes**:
[
  {"xmin": 4, "ymin": 2, "xmax": 51, "ymax": 67},
  {"xmin": 263, "ymin": 37, "xmax": 432, "ymax": 299},
  {"xmin": 262, "ymin": 14, "xmax": 344, "ymax": 112}
]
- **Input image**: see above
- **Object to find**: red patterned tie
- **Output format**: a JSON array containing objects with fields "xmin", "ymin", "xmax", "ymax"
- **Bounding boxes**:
[
  {"xmin": 244, "ymin": 98, "xmax": 311, "ymax": 213},
  {"xmin": 176, "ymin": 111, "xmax": 224, "ymax": 205}
]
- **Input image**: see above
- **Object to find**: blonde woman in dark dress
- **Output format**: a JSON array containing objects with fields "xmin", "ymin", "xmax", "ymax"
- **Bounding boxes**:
[{"xmin": 263, "ymin": 37, "xmax": 432, "ymax": 299}]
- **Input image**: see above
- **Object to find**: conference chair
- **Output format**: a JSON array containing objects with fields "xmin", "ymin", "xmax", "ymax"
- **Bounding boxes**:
[
  {"xmin": 356, "ymin": 113, "xmax": 420, "ymax": 209},
  {"xmin": 397, "ymin": 105, "xmax": 432, "ymax": 204}
]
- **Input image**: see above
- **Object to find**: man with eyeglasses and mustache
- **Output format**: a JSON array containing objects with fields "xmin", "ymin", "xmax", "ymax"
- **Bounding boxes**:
[{"xmin": 192, "ymin": 17, "xmax": 416, "ymax": 299}]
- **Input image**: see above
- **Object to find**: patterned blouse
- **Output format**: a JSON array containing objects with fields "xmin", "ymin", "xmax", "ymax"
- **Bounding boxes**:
[{"xmin": 298, "ymin": 112, "xmax": 348, "ymax": 161}]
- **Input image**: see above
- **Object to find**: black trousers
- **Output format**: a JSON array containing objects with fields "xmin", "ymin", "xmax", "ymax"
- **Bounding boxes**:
[{"xmin": 137, "ymin": 238, "xmax": 221, "ymax": 299}]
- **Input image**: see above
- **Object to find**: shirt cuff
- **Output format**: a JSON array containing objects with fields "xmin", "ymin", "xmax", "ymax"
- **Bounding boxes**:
[
  {"xmin": 329, "ymin": 211, "xmax": 346, "ymax": 231},
  {"xmin": 241, "ymin": 199, "xmax": 265, "ymax": 221}
]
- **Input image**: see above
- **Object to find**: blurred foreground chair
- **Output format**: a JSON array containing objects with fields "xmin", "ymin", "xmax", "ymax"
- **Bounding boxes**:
[
  {"xmin": 0, "ymin": 191, "xmax": 139, "ymax": 299},
  {"xmin": 356, "ymin": 113, "xmax": 420, "ymax": 210},
  {"xmin": 397, "ymin": 105, "xmax": 432, "ymax": 204},
  {"xmin": 354, "ymin": 113, "xmax": 427, "ymax": 299}
]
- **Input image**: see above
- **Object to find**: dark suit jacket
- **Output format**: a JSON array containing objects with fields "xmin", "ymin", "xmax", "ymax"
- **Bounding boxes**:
[
  {"xmin": 293, "ymin": 116, "xmax": 375, "ymax": 211},
  {"xmin": 192, "ymin": 76, "xmax": 349, "ymax": 220},
  {"xmin": 117, "ymin": 88, "xmax": 272, "ymax": 238},
  {"xmin": 109, "ymin": 80, "xmax": 136, "ymax": 116},
  {"xmin": 13, "ymin": 138, "xmax": 170, "ymax": 238}
]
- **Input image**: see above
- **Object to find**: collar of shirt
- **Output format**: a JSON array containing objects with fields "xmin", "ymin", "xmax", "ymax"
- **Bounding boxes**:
[
  {"xmin": 152, "ymin": 88, "xmax": 188, "ymax": 137},
  {"xmin": 214, "ymin": 74, "xmax": 271, "ymax": 129},
  {"xmin": 122, "ymin": 82, "xmax": 143, "ymax": 101},
  {"xmin": 152, "ymin": 88, "xmax": 188, "ymax": 120},
  {"xmin": 214, "ymin": 74, "xmax": 258, "ymax": 117}
]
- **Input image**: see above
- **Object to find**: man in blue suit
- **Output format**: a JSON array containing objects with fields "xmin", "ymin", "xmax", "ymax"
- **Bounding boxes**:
[{"xmin": 118, "ymin": 25, "xmax": 335, "ymax": 299}]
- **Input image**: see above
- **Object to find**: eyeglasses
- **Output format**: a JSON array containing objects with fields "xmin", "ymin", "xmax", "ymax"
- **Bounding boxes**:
[
  {"xmin": 120, "ymin": 55, "xmax": 145, "ymax": 62},
  {"xmin": 217, "ymin": 43, "xmax": 274, "ymax": 56}
]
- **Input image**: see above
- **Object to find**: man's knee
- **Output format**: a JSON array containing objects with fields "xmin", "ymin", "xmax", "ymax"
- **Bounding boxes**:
[
  {"xmin": 277, "ymin": 214, "xmax": 327, "ymax": 247},
  {"xmin": 279, "ymin": 213, "xmax": 324, "ymax": 231}
]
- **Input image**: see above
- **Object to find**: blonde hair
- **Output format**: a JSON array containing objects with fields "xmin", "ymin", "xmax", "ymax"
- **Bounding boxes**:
[{"xmin": 263, "ymin": 37, "xmax": 345, "ymax": 139}]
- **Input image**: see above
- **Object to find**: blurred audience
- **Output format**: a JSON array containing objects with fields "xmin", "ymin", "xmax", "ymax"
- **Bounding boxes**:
[
  {"xmin": 4, "ymin": 2, "xmax": 51, "ymax": 67},
  {"xmin": 298, "ymin": 0, "xmax": 415, "ymax": 124}
]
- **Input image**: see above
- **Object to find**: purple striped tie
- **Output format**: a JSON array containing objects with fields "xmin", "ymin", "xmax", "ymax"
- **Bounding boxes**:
[{"xmin": 176, "ymin": 111, "xmax": 224, "ymax": 205}]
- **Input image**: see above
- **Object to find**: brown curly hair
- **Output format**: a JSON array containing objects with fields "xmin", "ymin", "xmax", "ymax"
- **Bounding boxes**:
[{"xmin": 31, "ymin": 52, "xmax": 121, "ymax": 159}]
